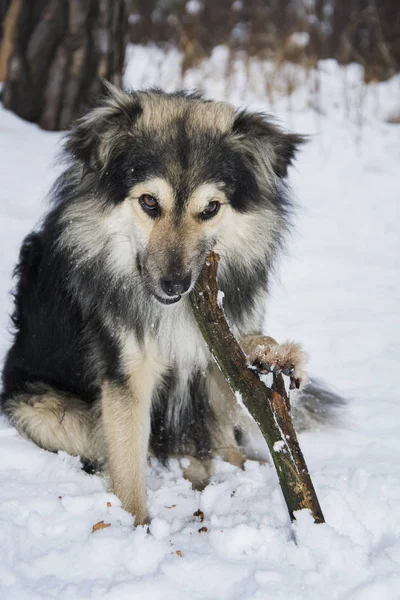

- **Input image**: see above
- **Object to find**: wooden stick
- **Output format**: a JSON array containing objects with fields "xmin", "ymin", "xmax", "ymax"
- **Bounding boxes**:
[{"xmin": 190, "ymin": 252, "xmax": 325, "ymax": 524}]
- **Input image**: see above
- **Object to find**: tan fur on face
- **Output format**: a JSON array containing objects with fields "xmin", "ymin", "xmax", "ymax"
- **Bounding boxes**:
[
  {"xmin": 186, "ymin": 182, "xmax": 228, "ymax": 216},
  {"xmin": 127, "ymin": 178, "xmax": 229, "ymax": 292},
  {"xmin": 127, "ymin": 178, "xmax": 175, "ymax": 250},
  {"xmin": 129, "ymin": 177, "xmax": 175, "ymax": 213},
  {"xmin": 129, "ymin": 178, "xmax": 228, "ymax": 222},
  {"xmin": 159, "ymin": 183, "xmax": 229, "ymax": 268}
]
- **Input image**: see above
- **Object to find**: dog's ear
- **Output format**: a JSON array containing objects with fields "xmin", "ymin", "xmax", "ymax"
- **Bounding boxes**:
[
  {"xmin": 232, "ymin": 110, "xmax": 306, "ymax": 179},
  {"xmin": 64, "ymin": 82, "xmax": 142, "ymax": 171}
]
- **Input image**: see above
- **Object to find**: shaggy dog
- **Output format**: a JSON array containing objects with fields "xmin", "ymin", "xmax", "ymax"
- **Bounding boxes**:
[{"xmin": 1, "ymin": 87, "xmax": 337, "ymax": 525}]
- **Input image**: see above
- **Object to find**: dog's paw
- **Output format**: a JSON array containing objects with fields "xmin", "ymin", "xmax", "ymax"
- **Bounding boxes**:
[{"xmin": 242, "ymin": 335, "xmax": 308, "ymax": 390}]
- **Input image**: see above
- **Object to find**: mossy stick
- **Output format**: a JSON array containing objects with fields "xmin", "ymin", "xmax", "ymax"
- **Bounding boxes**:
[{"xmin": 190, "ymin": 251, "xmax": 325, "ymax": 524}]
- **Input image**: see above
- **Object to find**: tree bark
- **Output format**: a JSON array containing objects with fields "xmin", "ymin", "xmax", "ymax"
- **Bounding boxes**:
[
  {"xmin": 190, "ymin": 252, "xmax": 325, "ymax": 524},
  {"xmin": 2, "ymin": 0, "xmax": 127, "ymax": 130},
  {"xmin": 0, "ymin": 0, "xmax": 20, "ymax": 82}
]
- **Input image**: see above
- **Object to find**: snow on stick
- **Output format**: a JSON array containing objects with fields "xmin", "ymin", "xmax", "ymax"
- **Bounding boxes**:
[{"xmin": 190, "ymin": 251, "xmax": 325, "ymax": 524}]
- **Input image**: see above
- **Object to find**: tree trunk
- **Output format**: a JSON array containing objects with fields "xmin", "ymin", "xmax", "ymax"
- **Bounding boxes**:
[
  {"xmin": 0, "ymin": 0, "xmax": 12, "ymax": 42},
  {"xmin": 2, "ymin": 0, "xmax": 127, "ymax": 131},
  {"xmin": 0, "ymin": 0, "xmax": 20, "ymax": 82}
]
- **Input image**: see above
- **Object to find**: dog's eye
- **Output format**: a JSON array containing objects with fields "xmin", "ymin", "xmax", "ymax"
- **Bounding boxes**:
[
  {"xmin": 200, "ymin": 201, "xmax": 220, "ymax": 220},
  {"xmin": 139, "ymin": 194, "xmax": 160, "ymax": 217}
]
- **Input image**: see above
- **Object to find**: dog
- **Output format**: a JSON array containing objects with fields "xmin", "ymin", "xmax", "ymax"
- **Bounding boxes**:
[{"xmin": 1, "ymin": 86, "xmax": 340, "ymax": 525}]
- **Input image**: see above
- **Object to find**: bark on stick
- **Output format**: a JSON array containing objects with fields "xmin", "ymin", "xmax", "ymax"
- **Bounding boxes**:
[{"xmin": 190, "ymin": 251, "xmax": 325, "ymax": 524}]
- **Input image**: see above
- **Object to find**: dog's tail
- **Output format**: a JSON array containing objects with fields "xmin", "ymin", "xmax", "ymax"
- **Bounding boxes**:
[{"xmin": 291, "ymin": 378, "xmax": 346, "ymax": 432}]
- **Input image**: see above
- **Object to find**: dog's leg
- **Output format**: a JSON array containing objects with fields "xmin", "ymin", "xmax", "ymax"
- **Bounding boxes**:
[
  {"xmin": 240, "ymin": 334, "xmax": 308, "ymax": 390},
  {"xmin": 102, "ymin": 381, "xmax": 151, "ymax": 525},
  {"xmin": 180, "ymin": 456, "xmax": 214, "ymax": 491},
  {"xmin": 207, "ymin": 334, "xmax": 308, "ymax": 466},
  {"xmin": 101, "ymin": 344, "xmax": 163, "ymax": 525},
  {"xmin": 4, "ymin": 386, "xmax": 98, "ymax": 460},
  {"xmin": 207, "ymin": 364, "xmax": 248, "ymax": 469},
  {"xmin": 171, "ymin": 338, "xmax": 303, "ymax": 482}
]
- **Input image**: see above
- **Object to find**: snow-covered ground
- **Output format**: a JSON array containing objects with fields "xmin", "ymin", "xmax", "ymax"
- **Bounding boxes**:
[{"xmin": 0, "ymin": 46, "xmax": 399, "ymax": 599}]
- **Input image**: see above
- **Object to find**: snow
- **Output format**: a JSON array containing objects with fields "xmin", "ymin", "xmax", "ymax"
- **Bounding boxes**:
[
  {"xmin": 217, "ymin": 290, "xmax": 225, "ymax": 308},
  {"xmin": 273, "ymin": 441, "xmax": 285, "ymax": 453},
  {"xmin": 233, "ymin": 391, "xmax": 252, "ymax": 421},
  {"xmin": 1, "ymin": 45, "xmax": 400, "ymax": 598},
  {"xmin": 289, "ymin": 32, "xmax": 310, "ymax": 49},
  {"xmin": 186, "ymin": 0, "xmax": 202, "ymax": 15}
]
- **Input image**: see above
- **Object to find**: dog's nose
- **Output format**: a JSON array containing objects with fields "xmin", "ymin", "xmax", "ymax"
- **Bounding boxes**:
[{"xmin": 160, "ymin": 273, "xmax": 191, "ymax": 297}]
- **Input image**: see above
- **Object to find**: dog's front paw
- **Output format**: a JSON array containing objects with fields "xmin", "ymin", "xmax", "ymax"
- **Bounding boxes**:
[
  {"xmin": 133, "ymin": 511, "xmax": 150, "ymax": 528},
  {"xmin": 242, "ymin": 335, "xmax": 308, "ymax": 390}
]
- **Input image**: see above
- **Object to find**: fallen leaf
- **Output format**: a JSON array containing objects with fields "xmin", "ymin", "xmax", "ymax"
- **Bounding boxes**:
[
  {"xmin": 92, "ymin": 521, "xmax": 111, "ymax": 533},
  {"xmin": 193, "ymin": 509, "xmax": 204, "ymax": 523},
  {"xmin": 198, "ymin": 526, "xmax": 208, "ymax": 533}
]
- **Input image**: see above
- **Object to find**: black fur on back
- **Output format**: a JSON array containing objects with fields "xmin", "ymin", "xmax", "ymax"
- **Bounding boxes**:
[{"xmin": 3, "ymin": 232, "xmax": 100, "ymax": 404}]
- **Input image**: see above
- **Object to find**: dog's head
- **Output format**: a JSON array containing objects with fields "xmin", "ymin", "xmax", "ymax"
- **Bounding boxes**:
[{"xmin": 62, "ymin": 85, "xmax": 304, "ymax": 306}]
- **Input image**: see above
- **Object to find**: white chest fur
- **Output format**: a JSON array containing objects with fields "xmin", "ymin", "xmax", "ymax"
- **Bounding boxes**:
[{"xmin": 153, "ymin": 297, "xmax": 210, "ymax": 373}]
